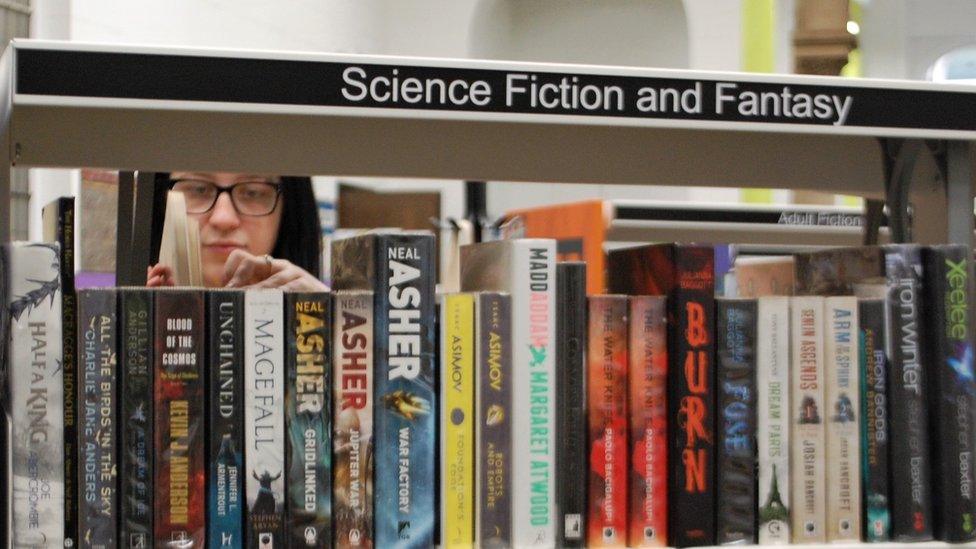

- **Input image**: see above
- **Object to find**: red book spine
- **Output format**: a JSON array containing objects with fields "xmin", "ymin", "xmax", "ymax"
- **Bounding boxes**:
[{"xmin": 587, "ymin": 295, "xmax": 629, "ymax": 547}]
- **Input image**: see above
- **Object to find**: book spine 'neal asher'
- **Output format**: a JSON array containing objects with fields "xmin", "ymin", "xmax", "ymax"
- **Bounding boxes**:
[
  {"xmin": 154, "ymin": 289, "xmax": 206, "ymax": 548},
  {"xmin": 757, "ymin": 297, "xmax": 790, "ymax": 545},
  {"xmin": 333, "ymin": 291, "xmax": 374, "ymax": 549},
  {"xmin": 286, "ymin": 291, "xmax": 333, "ymax": 548},
  {"xmin": 859, "ymin": 298, "xmax": 890, "ymax": 542},
  {"xmin": 207, "ymin": 290, "xmax": 244, "ymax": 548}
]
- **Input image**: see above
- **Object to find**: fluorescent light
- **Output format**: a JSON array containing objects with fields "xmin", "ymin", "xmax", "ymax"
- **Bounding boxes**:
[{"xmin": 847, "ymin": 21, "xmax": 860, "ymax": 35}]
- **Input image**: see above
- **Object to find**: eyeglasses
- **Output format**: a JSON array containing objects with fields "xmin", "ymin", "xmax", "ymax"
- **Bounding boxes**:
[{"xmin": 169, "ymin": 178, "xmax": 283, "ymax": 216}]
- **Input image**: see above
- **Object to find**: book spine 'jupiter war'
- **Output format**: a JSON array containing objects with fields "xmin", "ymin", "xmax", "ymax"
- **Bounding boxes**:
[
  {"xmin": 333, "ymin": 291, "xmax": 374, "ymax": 549},
  {"xmin": 285, "ymin": 292, "xmax": 333, "ymax": 548},
  {"xmin": 859, "ymin": 298, "xmax": 890, "ymax": 542},
  {"xmin": 244, "ymin": 289, "xmax": 286, "ymax": 548},
  {"xmin": 884, "ymin": 245, "xmax": 933, "ymax": 541},
  {"xmin": 120, "ymin": 288, "xmax": 154, "ymax": 547},
  {"xmin": 715, "ymin": 299, "xmax": 758, "ymax": 545},
  {"xmin": 207, "ymin": 290, "xmax": 244, "ymax": 548},
  {"xmin": 627, "ymin": 296, "xmax": 667, "ymax": 548},
  {"xmin": 4, "ymin": 242, "xmax": 64, "ymax": 547},
  {"xmin": 922, "ymin": 245, "xmax": 976, "ymax": 542},
  {"xmin": 757, "ymin": 297, "xmax": 790, "ymax": 545},
  {"xmin": 154, "ymin": 290, "xmax": 206, "ymax": 548}
]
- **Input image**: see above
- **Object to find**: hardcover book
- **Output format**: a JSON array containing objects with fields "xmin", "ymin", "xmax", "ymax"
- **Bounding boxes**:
[
  {"xmin": 757, "ymin": 296, "xmax": 790, "ymax": 545},
  {"xmin": 859, "ymin": 298, "xmax": 890, "ymax": 541}
]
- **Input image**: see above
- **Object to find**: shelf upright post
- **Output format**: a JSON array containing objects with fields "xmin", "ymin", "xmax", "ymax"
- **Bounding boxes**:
[{"xmin": 944, "ymin": 140, "xmax": 975, "ymax": 248}]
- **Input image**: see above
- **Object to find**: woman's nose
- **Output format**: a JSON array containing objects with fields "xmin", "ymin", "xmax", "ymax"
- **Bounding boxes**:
[{"xmin": 207, "ymin": 192, "xmax": 241, "ymax": 229}]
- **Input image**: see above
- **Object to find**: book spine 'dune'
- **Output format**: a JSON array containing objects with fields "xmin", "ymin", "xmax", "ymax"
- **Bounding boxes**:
[
  {"xmin": 757, "ymin": 297, "xmax": 790, "ymax": 545},
  {"xmin": 153, "ymin": 289, "xmax": 206, "ymax": 548},
  {"xmin": 715, "ymin": 299, "xmax": 757, "ymax": 545},
  {"xmin": 286, "ymin": 291, "xmax": 333, "ymax": 548},
  {"xmin": 859, "ymin": 298, "xmax": 890, "ymax": 542}
]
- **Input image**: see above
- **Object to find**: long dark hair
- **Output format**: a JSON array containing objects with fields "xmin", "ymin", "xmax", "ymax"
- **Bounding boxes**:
[{"xmin": 150, "ymin": 172, "xmax": 322, "ymax": 280}]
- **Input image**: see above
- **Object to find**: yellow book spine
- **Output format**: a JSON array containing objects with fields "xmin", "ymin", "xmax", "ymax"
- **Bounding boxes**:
[{"xmin": 441, "ymin": 293, "xmax": 475, "ymax": 548}]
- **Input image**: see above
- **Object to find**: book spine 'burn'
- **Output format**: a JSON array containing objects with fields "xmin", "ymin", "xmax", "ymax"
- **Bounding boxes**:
[
  {"xmin": 859, "ymin": 298, "xmax": 890, "ymax": 542},
  {"xmin": 154, "ymin": 289, "xmax": 206, "ymax": 548},
  {"xmin": 285, "ymin": 292, "xmax": 333, "ymax": 548},
  {"xmin": 715, "ymin": 299, "xmax": 758, "ymax": 545},
  {"xmin": 627, "ymin": 296, "xmax": 667, "ymax": 548},
  {"xmin": 120, "ymin": 288, "xmax": 154, "ymax": 547},
  {"xmin": 333, "ymin": 291, "xmax": 374, "ymax": 549},
  {"xmin": 757, "ymin": 297, "xmax": 791, "ymax": 545}
]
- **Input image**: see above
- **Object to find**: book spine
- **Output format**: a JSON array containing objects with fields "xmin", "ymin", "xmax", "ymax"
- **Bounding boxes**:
[
  {"xmin": 207, "ymin": 290, "xmax": 245, "ymax": 548},
  {"xmin": 824, "ymin": 296, "xmax": 861, "ymax": 541},
  {"xmin": 333, "ymin": 291, "xmax": 374, "ymax": 549},
  {"xmin": 883, "ymin": 245, "xmax": 933, "ymax": 540},
  {"xmin": 120, "ymin": 289, "xmax": 154, "ymax": 547},
  {"xmin": 58, "ymin": 198, "xmax": 80, "ymax": 548},
  {"xmin": 789, "ymin": 296, "xmax": 826, "ymax": 543},
  {"xmin": 586, "ymin": 295, "xmax": 628, "ymax": 547},
  {"xmin": 715, "ymin": 299, "xmax": 758, "ymax": 545},
  {"xmin": 757, "ymin": 296, "xmax": 791, "ymax": 545},
  {"xmin": 372, "ymin": 235, "xmax": 437, "ymax": 548},
  {"xmin": 476, "ymin": 292, "xmax": 512, "ymax": 549},
  {"xmin": 859, "ymin": 298, "xmax": 890, "ymax": 541},
  {"xmin": 627, "ymin": 296, "xmax": 667, "ymax": 548},
  {"xmin": 153, "ymin": 290, "xmax": 206, "ymax": 548},
  {"xmin": 922, "ymin": 246, "xmax": 976, "ymax": 541},
  {"xmin": 285, "ymin": 292, "xmax": 333, "ymax": 548},
  {"xmin": 5, "ymin": 242, "xmax": 64, "ymax": 547},
  {"xmin": 440, "ymin": 293, "xmax": 475, "ymax": 548},
  {"xmin": 244, "ymin": 289, "xmax": 286, "ymax": 548},
  {"xmin": 556, "ymin": 263, "xmax": 587, "ymax": 547}
]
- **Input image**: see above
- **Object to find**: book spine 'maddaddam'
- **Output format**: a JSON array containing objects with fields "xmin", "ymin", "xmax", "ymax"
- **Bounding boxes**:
[
  {"xmin": 757, "ymin": 297, "xmax": 791, "ymax": 545},
  {"xmin": 922, "ymin": 246, "xmax": 976, "ymax": 542},
  {"xmin": 883, "ymin": 245, "xmax": 933, "ymax": 541},
  {"xmin": 859, "ymin": 298, "xmax": 890, "ymax": 542},
  {"xmin": 476, "ymin": 292, "xmax": 512, "ymax": 549},
  {"xmin": 556, "ymin": 262, "xmax": 587, "ymax": 548},
  {"xmin": 440, "ymin": 293, "xmax": 475, "ymax": 549},
  {"xmin": 120, "ymin": 288, "xmax": 154, "ymax": 548},
  {"xmin": 244, "ymin": 289, "xmax": 286, "ymax": 549},
  {"xmin": 586, "ymin": 295, "xmax": 628, "ymax": 547},
  {"xmin": 372, "ymin": 234, "xmax": 437, "ymax": 548},
  {"xmin": 824, "ymin": 296, "xmax": 861, "ymax": 541},
  {"xmin": 154, "ymin": 290, "xmax": 206, "ymax": 548},
  {"xmin": 627, "ymin": 296, "xmax": 667, "ymax": 548},
  {"xmin": 286, "ymin": 291, "xmax": 333, "ymax": 548},
  {"xmin": 716, "ymin": 299, "xmax": 758, "ymax": 545},
  {"xmin": 4, "ymin": 242, "xmax": 64, "ymax": 547},
  {"xmin": 789, "ymin": 296, "xmax": 826, "ymax": 543},
  {"xmin": 333, "ymin": 291, "xmax": 374, "ymax": 549},
  {"xmin": 207, "ymin": 290, "xmax": 244, "ymax": 548}
]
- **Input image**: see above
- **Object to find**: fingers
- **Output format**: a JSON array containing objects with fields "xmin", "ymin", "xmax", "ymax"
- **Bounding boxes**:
[
  {"xmin": 146, "ymin": 264, "xmax": 175, "ymax": 287},
  {"xmin": 225, "ymin": 249, "xmax": 278, "ymax": 287}
]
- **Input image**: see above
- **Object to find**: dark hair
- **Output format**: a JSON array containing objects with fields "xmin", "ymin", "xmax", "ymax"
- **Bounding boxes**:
[{"xmin": 151, "ymin": 172, "xmax": 322, "ymax": 280}]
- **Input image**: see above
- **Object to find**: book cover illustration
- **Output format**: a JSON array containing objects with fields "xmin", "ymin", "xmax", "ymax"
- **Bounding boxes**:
[
  {"xmin": 757, "ymin": 296, "xmax": 791, "ymax": 545},
  {"xmin": 859, "ymin": 298, "xmax": 890, "ymax": 542},
  {"xmin": 793, "ymin": 246, "xmax": 883, "ymax": 296}
]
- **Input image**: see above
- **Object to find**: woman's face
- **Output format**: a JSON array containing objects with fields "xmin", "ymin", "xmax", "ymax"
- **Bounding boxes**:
[{"xmin": 170, "ymin": 172, "xmax": 283, "ymax": 287}]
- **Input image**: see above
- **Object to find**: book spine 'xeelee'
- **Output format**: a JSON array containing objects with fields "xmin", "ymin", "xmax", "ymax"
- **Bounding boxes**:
[
  {"xmin": 121, "ymin": 289, "xmax": 154, "ymax": 547},
  {"xmin": 757, "ymin": 297, "xmax": 791, "ymax": 545},
  {"xmin": 286, "ymin": 292, "xmax": 333, "ymax": 548},
  {"xmin": 859, "ymin": 299, "xmax": 890, "ymax": 542}
]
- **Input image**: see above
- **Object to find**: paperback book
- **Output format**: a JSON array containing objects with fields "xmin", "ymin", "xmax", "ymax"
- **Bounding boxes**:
[
  {"xmin": 859, "ymin": 298, "xmax": 890, "ymax": 541},
  {"xmin": 757, "ymin": 296, "xmax": 790, "ymax": 545}
]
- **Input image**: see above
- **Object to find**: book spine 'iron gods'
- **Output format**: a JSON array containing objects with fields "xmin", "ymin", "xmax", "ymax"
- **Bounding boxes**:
[
  {"xmin": 121, "ymin": 289, "xmax": 154, "ymax": 547},
  {"xmin": 859, "ymin": 299, "xmax": 890, "ymax": 542},
  {"xmin": 757, "ymin": 297, "xmax": 790, "ymax": 545}
]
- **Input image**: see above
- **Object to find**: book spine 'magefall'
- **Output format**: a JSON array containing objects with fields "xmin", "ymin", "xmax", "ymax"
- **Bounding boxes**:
[
  {"xmin": 824, "ymin": 296, "xmax": 861, "ymax": 541},
  {"xmin": 556, "ymin": 263, "xmax": 587, "ymax": 547},
  {"xmin": 627, "ymin": 296, "xmax": 667, "ymax": 548},
  {"xmin": 333, "ymin": 291, "xmax": 374, "ymax": 549},
  {"xmin": 859, "ymin": 298, "xmax": 890, "ymax": 542},
  {"xmin": 207, "ymin": 290, "xmax": 244, "ymax": 548},
  {"xmin": 4, "ymin": 242, "xmax": 64, "ymax": 547},
  {"xmin": 286, "ymin": 291, "xmax": 333, "ymax": 548},
  {"xmin": 372, "ymin": 234, "xmax": 437, "ymax": 548},
  {"xmin": 244, "ymin": 289, "xmax": 286, "ymax": 548},
  {"xmin": 757, "ymin": 296, "xmax": 790, "ymax": 545},
  {"xmin": 790, "ymin": 296, "xmax": 826, "ymax": 543},
  {"xmin": 440, "ymin": 293, "xmax": 475, "ymax": 548},
  {"xmin": 120, "ymin": 288, "xmax": 154, "ymax": 548},
  {"xmin": 586, "ymin": 295, "xmax": 628, "ymax": 547},
  {"xmin": 476, "ymin": 292, "xmax": 512, "ymax": 549},
  {"xmin": 154, "ymin": 290, "xmax": 206, "ymax": 548},
  {"xmin": 883, "ymin": 245, "xmax": 933, "ymax": 541},
  {"xmin": 715, "ymin": 299, "xmax": 758, "ymax": 545},
  {"xmin": 922, "ymin": 246, "xmax": 976, "ymax": 542}
]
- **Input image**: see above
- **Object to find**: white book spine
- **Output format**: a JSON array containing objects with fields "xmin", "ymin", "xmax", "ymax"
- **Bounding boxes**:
[
  {"xmin": 757, "ymin": 296, "xmax": 790, "ymax": 545},
  {"xmin": 790, "ymin": 296, "xmax": 826, "ymax": 543},
  {"xmin": 4, "ymin": 242, "xmax": 64, "ymax": 547},
  {"xmin": 824, "ymin": 296, "xmax": 861, "ymax": 541}
]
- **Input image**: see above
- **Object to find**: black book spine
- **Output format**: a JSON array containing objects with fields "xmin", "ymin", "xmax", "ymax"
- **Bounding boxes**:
[
  {"xmin": 883, "ymin": 245, "xmax": 933, "ymax": 540},
  {"xmin": 0, "ymin": 240, "xmax": 6, "ymax": 549},
  {"xmin": 120, "ymin": 289, "xmax": 154, "ymax": 547},
  {"xmin": 556, "ymin": 262, "xmax": 587, "ymax": 547},
  {"xmin": 58, "ymin": 198, "xmax": 80, "ymax": 548},
  {"xmin": 859, "ymin": 299, "xmax": 890, "ymax": 542},
  {"xmin": 922, "ymin": 245, "xmax": 976, "ymax": 541},
  {"xmin": 715, "ymin": 299, "xmax": 758, "ymax": 544}
]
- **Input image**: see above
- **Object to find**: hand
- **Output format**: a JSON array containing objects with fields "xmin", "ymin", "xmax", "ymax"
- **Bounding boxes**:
[
  {"xmin": 147, "ymin": 264, "xmax": 175, "ymax": 287},
  {"xmin": 223, "ymin": 249, "xmax": 328, "ymax": 292}
]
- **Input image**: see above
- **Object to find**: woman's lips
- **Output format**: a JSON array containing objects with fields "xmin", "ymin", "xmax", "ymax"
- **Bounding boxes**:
[{"xmin": 204, "ymin": 243, "xmax": 244, "ymax": 255}]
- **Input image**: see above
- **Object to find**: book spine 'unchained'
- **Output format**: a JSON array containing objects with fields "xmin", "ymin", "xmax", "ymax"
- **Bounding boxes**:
[
  {"xmin": 859, "ymin": 298, "xmax": 890, "ymax": 542},
  {"xmin": 757, "ymin": 297, "xmax": 790, "ymax": 545}
]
